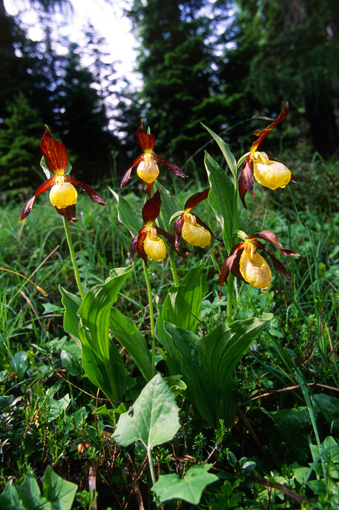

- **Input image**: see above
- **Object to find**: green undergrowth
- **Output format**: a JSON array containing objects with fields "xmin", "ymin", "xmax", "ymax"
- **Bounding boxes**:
[{"xmin": 0, "ymin": 155, "xmax": 339, "ymax": 509}]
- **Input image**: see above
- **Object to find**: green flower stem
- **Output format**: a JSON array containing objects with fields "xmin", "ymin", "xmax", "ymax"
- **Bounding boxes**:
[
  {"xmin": 143, "ymin": 261, "xmax": 156, "ymax": 378},
  {"xmin": 226, "ymin": 273, "xmax": 234, "ymax": 325},
  {"xmin": 63, "ymin": 217, "xmax": 85, "ymax": 300},
  {"xmin": 168, "ymin": 247, "xmax": 179, "ymax": 287}
]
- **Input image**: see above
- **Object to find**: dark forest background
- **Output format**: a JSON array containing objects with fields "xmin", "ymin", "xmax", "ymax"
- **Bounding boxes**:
[{"xmin": 1, "ymin": 0, "xmax": 338, "ymax": 198}]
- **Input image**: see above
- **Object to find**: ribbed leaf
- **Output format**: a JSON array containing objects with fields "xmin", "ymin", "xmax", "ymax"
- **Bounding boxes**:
[
  {"xmin": 160, "ymin": 266, "xmax": 208, "ymax": 333},
  {"xmin": 59, "ymin": 286, "xmax": 81, "ymax": 345},
  {"xmin": 76, "ymin": 266, "xmax": 133, "ymax": 404},
  {"xmin": 204, "ymin": 151, "xmax": 235, "ymax": 251},
  {"xmin": 110, "ymin": 308, "xmax": 152, "ymax": 382},
  {"xmin": 164, "ymin": 323, "xmax": 214, "ymax": 426},
  {"xmin": 82, "ymin": 343, "xmax": 127, "ymax": 405},
  {"xmin": 109, "ymin": 188, "xmax": 142, "ymax": 237},
  {"xmin": 202, "ymin": 124, "xmax": 237, "ymax": 178},
  {"xmin": 153, "ymin": 181, "xmax": 177, "ymax": 231},
  {"xmin": 78, "ymin": 266, "xmax": 133, "ymax": 359}
]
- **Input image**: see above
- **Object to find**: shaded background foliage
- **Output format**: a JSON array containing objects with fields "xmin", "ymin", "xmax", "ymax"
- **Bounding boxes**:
[{"xmin": 0, "ymin": 0, "xmax": 338, "ymax": 197}]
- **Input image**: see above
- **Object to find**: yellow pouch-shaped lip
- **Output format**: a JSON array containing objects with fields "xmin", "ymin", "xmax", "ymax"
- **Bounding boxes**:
[
  {"xmin": 137, "ymin": 156, "xmax": 160, "ymax": 184},
  {"xmin": 253, "ymin": 152, "xmax": 291, "ymax": 190},
  {"xmin": 49, "ymin": 181, "xmax": 77, "ymax": 209},
  {"xmin": 239, "ymin": 241, "xmax": 272, "ymax": 292},
  {"xmin": 143, "ymin": 227, "xmax": 166, "ymax": 261},
  {"xmin": 182, "ymin": 212, "xmax": 211, "ymax": 248}
]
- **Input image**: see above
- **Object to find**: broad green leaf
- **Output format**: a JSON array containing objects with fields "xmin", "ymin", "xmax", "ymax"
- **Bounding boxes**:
[
  {"xmin": 152, "ymin": 464, "xmax": 218, "ymax": 505},
  {"xmin": 200, "ymin": 314, "xmax": 273, "ymax": 391},
  {"xmin": 165, "ymin": 374, "xmax": 187, "ymax": 398},
  {"xmin": 202, "ymin": 123, "xmax": 237, "ymax": 179},
  {"xmin": 199, "ymin": 314, "xmax": 272, "ymax": 426},
  {"xmin": 0, "ymin": 484, "xmax": 25, "ymax": 510},
  {"xmin": 109, "ymin": 188, "xmax": 142, "ymax": 237},
  {"xmin": 41, "ymin": 465, "xmax": 77, "ymax": 510},
  {"xmin": 268, "ymin": 407, "xmax": 311, "ymax": 464},
  {"xmin": 82, "ymin": 342, "xmax": 127, "ymax": 405},
  {"xmin": 0, "ymin": 467, "xmax": 78, "ymax": 510},
  {"xmin": 164, "ymin": 315, "xmax": 272, "ymax": 427},
  {"xmin": 313, "ymin": 393, "xmax": 339, "ymax": 425},
  {"xmin": 77, "ymin": 266, "xmax": 132, "ymax": 404},
  {"xmin": 78, "ymin": 265, "xmax": 133, "ymax": 359},
  {"xmin": 155, "ymin": 266, "xmax": 208, "ymax": 386},
  {"xmin": 110, "ymin": 308, "xmax": 152, "ymax": 382},
  {"xmin": 15, "ymin": 473, "xmax": 45, "ymax": 510},
  {"xmin": 155, "ymin": 309, "xmax": 182, "ymax": 378},
  {"xmin": 153, "ymin": 181, "xmax": 178, "ymax": 231},
  {"xmin": 59, "ymin": 286, "xmax": 82, "ymax": 345},
  {"xmin": 164, "ymin": 323, "xmax": 214, "ymax": 426},
  {"xmin": 161, "ymin": 266, "xmax": 208, "ymax": 333},
  {"xmin": 11, "ymin": 351, "xmax": 29, "ymax": 381},
  {"xmin": 113, "ymin": 374, "xmax": 180, "ymax": 451},
  {"xmin": 205, "ymin": 151, "xmax": 235, "ymax": 251},
  {"xmin": 60, "ymin": 340, "xmax": 82, "ymax": 376},
  {"xmin": 47, "ymin": 394, "xmax": 70, "ymax": 421}
]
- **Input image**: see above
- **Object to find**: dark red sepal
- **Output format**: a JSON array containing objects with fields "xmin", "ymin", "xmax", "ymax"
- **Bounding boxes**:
[
  {"xmin": 248, "ymin": 230, "xmax": 299, "ymax": 257},
  {"xmin": 153, "ymin": 154, "xmax": 186, "ymax": 178},
  {"xmin": 218, "ymin": 258, "xmax": 230, "ymax": 292},
  {"xmin": 142, "ymin": 189, "xmax": 161, "ymax": 225},
  {"xmin": 228, "ymin": 246, "xmax": 247, "ymax": 283},
  {"xmin": 290, "ymin": 172, "xmax": 298, "ymax": 184},
  {"xmin": 136, "ymin": 229, "xmax": 148, "ymax": 266},
  {"xmin": 184, "ymin": 188, "xmax": 210, "ymax": 212},
  {"xmin": 136, "ymin": 124, "xmax": 155, "ymax": 152},
  {"xmin": 120, "ymin": 155, "xmax": 145, "ymax": 188},
  {"xmin": 218, "ymin": 242, "xmax": 246, "ymax": 289},
  {"xmin": 120, "ymin": 167, "xmax": 133, "ymax": 189},
  {"xmin": 154, "ymin": 226, "xmax": 177, "ymax": 251},
  {"xmin": 262, "ymin": 249, "xmax": 293, "ymax": 281},
  {"xmin": 239, "ymin": 157, "xmax": 255, "ymax": 208},
  {"xmin": 195, "ymin": 215, "xmax": 221, "ymax": 241},
  {"xmin": 144, "ymin": 181, "xmax": 154, "ymax": 198},
  {"xmin": 173, "ymin": 215, "xmax": 184, "ymax": 251},
  {"xmin": 55, "ymin": 204, "xmax": 78, "ymax": 222},
  {"xmin": 41, "ymin": 128, "xmax": 68, "ymax": 175},
  {"xmin": 251, "ymin": 103, "xmax": 289, "ymax": 152},
  {"xmin": 130, "ymin": 235, "xmax": 139, "ymax": 264},
  {"xmin": 218, "ymin": 246, "xmax": 247, "ymax": 299},
  {"xmin": 65, "ymin": 176, "xmax": 106, "ymax": 205},
  {"xmin": 19, "ymin": 176, "xmax": 58, "ymax": 221}
]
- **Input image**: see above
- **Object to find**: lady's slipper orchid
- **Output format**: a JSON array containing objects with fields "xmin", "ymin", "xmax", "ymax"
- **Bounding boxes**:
[
  {"xmin": 130, "ymin": 189, "xmax": 176, "ymax": 266},
  {"xmin": 120, "ymin": 123, "xmax": 186, "ymax": 196},
  {"xmin": 219, "ymin": 230, "xmax": 299, "ymax": 293},
  {"xmin": 19, "ymin": 128, "xmax": 106, "ymax": 223},
  {"xmin": 239, "ymin": 103, "xmax": 297, "ymax": 207},
  {"xmin": 173, "ymin": 188, "xmax": 218, "ymax": 250}
]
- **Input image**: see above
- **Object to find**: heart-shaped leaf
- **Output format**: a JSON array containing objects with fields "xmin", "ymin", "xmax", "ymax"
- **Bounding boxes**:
[
  {"xmin": 113, "ymin": 374, "xmax": 180, "ymax": 452},
  {"xmin": 152, "ymin": 464, "xmax": 218, "ymax": 505}
]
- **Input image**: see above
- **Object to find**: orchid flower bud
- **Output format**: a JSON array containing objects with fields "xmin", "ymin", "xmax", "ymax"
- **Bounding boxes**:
[
  {"xmin": 143, "ymin": 226, "xmax": 167, "ymax": 261},
  {"xmin": 252, "ymin": 151, "xmax": 292, "ymax": 190},
  {"xmin": 181, "ymin": 212, "xmax": 211, "ymax": 248},
  {"xmin": 239, "ymin": 241, "xmax": 272, "ymax": 292}
]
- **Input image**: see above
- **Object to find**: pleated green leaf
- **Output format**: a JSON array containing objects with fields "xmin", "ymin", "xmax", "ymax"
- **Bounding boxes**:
[
  {"xmin": 204, "ymin": 151, "xmax": 235, "ymax": 251},
  {"xmin": 202, "ymin": 123, "xmax": 237, "ymax": 179}
]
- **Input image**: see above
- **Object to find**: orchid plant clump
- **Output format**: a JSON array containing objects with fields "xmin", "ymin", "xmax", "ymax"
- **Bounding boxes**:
[{"xmin": 19, "ymin": 104, "xmax": 299, "ymax": 502}]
